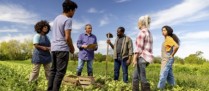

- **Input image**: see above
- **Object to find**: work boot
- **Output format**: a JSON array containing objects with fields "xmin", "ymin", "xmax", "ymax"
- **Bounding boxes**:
[
  {"xmin": 88, "ymin": 72, "xmax": 93, "ymax": 76},
  {"xmin": 77, "ymin": 72, "xmax": 81, "ymax": 76},
  {"xmin": 141, "ymin": 82, "xmax": 150, "ymax": 91},
  {"xmin": 132, "ymin": 81, "xmax": 139, "ymax": 91}
]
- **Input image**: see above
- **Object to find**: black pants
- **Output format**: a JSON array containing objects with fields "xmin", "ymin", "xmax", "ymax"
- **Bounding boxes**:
[{"xmin": 47, "ymin": 51, "xmax": 69, "ymax": 91}]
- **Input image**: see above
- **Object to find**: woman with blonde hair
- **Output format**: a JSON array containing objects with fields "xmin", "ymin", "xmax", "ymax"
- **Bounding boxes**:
[{"xmin": 132, "ymin": 15, "xmax": 153, "ymax": 91}]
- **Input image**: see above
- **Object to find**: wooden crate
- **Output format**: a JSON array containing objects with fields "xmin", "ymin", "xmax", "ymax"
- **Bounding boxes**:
[
  {"xmin": 62, "ymin": 75, "xmax": 95, "ymax": 87},
  {"xmin": 62, "ymin": 75, "xmax": 79, "ymax": 86},
  {"xmin": 78, "ymin": 76, "xmax": 95, "ymax": 87}
]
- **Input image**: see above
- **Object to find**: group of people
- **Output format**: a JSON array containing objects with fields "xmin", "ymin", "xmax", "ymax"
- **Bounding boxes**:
[{"xmin": 28, "ymin": 0, "xmax": 180, "ymax": 91}]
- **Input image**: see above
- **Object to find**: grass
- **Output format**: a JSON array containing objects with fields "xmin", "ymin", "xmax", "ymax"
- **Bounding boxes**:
[{"xmin": 0, "ymin": 60, "xmax": 209, "ymax": 91}]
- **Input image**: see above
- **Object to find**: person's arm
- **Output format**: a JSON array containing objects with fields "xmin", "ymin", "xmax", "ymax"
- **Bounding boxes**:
[
  {"xmin": 65, "ymin": 29, "xmax": 74, "ymax": 54},
  {"xmin": 126, "ymin": 37, "xmax": 133, "ymax": 66},
  {"xmin": 33, "ymin": 34, "xmax": 50, "ymax": 51},
  {"xmin": 170, "ymin": 45, "xmax": 179, "ymax": 58},
  {"xmin": 170, "ymin": 39, "xmax": 179, "ymax": 58},
  {"xmin": 77, "ymin": 34, "xmax": 83, "ymax": 50},
  {"xmin": 132, "ymin": 32, "xmax": 145, "ymax": 67},
  {"xmin": 107, "ymin": 39, "xmax": 114, "ymax": 49},
  {"xmin": 64, "ymin": 19, "xmax": 74, "ymax": 54},
  {"xmin": 165, "ymin": 37, "xmax": 179, "ymax": 58},
  {"xmin": 34, "ymin": 44, "xmax": 50, "ymax": 51},
  {"xmin": 94, "ymin": 36, "xmax": 98, "ymax": 51}
]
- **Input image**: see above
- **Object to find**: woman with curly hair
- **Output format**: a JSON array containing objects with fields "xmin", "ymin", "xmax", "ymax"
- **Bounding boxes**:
[{"xmin": 29, "ymin": 20, "xmax": 51, "ymax": 83}]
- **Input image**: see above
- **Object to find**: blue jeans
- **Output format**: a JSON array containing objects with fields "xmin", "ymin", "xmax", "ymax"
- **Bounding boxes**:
[
  {"xmin": 114, "ymin": 57, "xmax": 128, "ymax": 83},
  {"xmin": 158, "ymin": 57, "xmax": 175, "ymax": 89},
  {"xmin": 132, "ymin": 57, "xmax": 148, "ymax": 89},
  {"xmin": 77, "ymin": 58, "xmax": 93, "ymax": 75}
]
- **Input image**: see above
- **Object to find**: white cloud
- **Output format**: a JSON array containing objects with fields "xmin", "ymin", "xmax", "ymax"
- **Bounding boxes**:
[
  {"xmin": 99, "ymin": 15, "xmax": 110, "ymax": 27},
  {"xmin": 176, "ymin": 41, "xmax": 209, "ymax": 60},
  {"xmin": 151, "ymin": 0, "xmax": 209, "ymax": 29},
  {"xmin": 73, "ymin": 20, "xmax": 89, "ymax": 30},
  {"xmin": 49, "ymin": 21, "xmax": 54, "ymax": 27},
  {"xmin": 0, "ymin": 3, "xmax": 39, "ymax": 25},
  {"xmin": 72, "ymin": 20, "xmax": 91, "ymax": 34},
  {"xmin": 180, "ymin": 31, "xmax": 209, "ymax": 40},
  {"xmin": 87, "ymin": 8, "xmax": 104, "ymax": 14},
  {"xmin": 88, "ymin": 8, "xmax": 97, "ymax": 13},
  {"xmin": 0, "ymin": 28, "xmax": 18, "ymax": 33},
  {"xmin": 97, "ymin": 40, "xmax": 114, "ymax": 54},
  {"xmin": 0, "ymin": 34, "xmax": 33, "ymax": 43},
  {"xmin": 114, "ymin": 0, "xmax": 131, "ymax": 3}
]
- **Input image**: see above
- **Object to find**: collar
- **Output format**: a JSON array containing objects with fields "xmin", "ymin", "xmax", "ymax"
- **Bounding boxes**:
[
  {"xmin": 117, "ymin": 34, "xmax": 125, "ymax": 38},
  {"xmin": 85, "ymin": 33, "xmax": 92, "ymax": 36},
  {"xmin": 141, "ymin": 28, "xmax": 148, "ymax": 32}
]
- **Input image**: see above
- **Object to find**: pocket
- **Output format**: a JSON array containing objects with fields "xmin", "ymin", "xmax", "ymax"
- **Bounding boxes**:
[
  {"xmin": 168, "ymin": 57, "xmax": 174, "ymax": 65},
  {"xmin": 57, "ymin": 52, "xmax": 69, "ymax": 59},
  {"xmin": 138, "ymin": 57, "xmax": 147, "ymax": 64}
]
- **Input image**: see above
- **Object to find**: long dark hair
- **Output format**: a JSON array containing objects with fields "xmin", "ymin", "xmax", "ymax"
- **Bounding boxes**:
[{"xmin": 162, "ymin": 25, "xmax": 180, "ymax": 45}]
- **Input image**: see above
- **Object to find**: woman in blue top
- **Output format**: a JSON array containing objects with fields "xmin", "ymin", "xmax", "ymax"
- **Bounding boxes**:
[{"xmin": 29, "ymin": 20, "xmax": 51, "ymax": 82}]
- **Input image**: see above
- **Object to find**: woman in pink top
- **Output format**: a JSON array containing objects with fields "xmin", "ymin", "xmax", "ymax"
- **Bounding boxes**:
[{"xmin": 132, "ymin": 15, "xmax": 153, "ymax": 91}]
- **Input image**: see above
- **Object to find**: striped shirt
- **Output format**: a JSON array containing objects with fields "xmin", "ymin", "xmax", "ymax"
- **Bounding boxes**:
[{"xmin": 134, "ymin": 28, "xmax": 153, "ymax": 63}]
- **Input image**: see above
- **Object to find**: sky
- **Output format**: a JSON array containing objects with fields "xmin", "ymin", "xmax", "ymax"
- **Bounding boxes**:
[{"xmin": 0, "ymin": 0, "xmax": 209, "ymax": 59}]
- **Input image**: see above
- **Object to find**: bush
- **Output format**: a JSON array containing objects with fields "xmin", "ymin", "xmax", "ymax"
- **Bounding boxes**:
[{"xmin": 184, "ymin": 51, "xmax": 207, "ymax": 64}]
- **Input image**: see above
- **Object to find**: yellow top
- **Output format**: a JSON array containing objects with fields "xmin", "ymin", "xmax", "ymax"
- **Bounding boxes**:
[{"xmin": 164, "ymin": 36, "xmax": 179, "ymax": 52}]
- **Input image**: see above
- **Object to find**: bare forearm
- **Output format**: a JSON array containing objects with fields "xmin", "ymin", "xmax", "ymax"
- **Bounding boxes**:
[
  {"xmin": 171, "ymin": 46, "xmax": 179, "ymax": 57},
  {"xmin": 66, "ymin": 37, "xmax": 74, "ymax": 49},
  {"xmin": 34, "ymin": 44, "xmax": 50, "ymax": 51},
  {"xmin": 128, "ymin": 55, "xmax": 132, "ymax": 61},
  {"xmin": 109, "ymin": 43, "xmax": 114, "ymax": 49}
]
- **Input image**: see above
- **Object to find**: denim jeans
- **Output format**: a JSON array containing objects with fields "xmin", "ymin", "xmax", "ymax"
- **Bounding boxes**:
[
  {"xmin": 77, "ymin": 58, "xmax": 93, "ymax": 75},
  {"xmin": 157, "ymin": 57, "xmax": 175, "ymax": 89},
  {"xmin": 114, "ymin": 57, "xmax": 128, "ymax": 83},
  {"xmin": 132, "ymin": 57, "xmax": 148, "ymax": 90},
  {"xmin": 47, "ymin": 51, "xmax": 69, "ymax": 91}
]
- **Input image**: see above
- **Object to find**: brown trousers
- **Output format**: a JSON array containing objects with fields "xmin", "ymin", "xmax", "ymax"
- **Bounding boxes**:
[{"xmin": 29, "ymin": 63, "xmax": 51, "ymax": 82}]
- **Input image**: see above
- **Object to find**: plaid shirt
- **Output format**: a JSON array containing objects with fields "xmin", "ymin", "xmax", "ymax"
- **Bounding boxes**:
[{"xmin": 134, "ymin": 28, "xmax": 153, "ymax": 63}]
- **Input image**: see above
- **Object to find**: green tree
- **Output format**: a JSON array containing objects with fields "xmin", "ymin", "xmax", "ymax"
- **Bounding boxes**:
[
  {"xmin": 174, "ymin": 56, "xmax": 184, "ymax": 64},
  {"xmin": 0, "ymin": 39, "xmax": 33, "ymax": 60},
  {"xmin": 184, "ymin": 51, "xmax": 207, "ymax": 64},
  {"xmin": 153, "ymin": 56, "xmax": 161, "ymax": 64},
  {"xmin": 94, "ymin": 52, "xmax": 105, "ymax": 62}
]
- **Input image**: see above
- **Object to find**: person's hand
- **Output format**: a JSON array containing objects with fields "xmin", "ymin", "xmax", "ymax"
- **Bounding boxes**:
[
  {"xmin": 169, "ymin": 55, "xmax": 174, "ymax": 58},
  {"xmin": 70, "ymin": 46, "xmax": 75, "ymax": 54},
  {"xmin": 132, "ymin": 59, "xmax": 137, "ymax": 67},
  {"xmin": 42, "ymin": 46, "xmax": 48, "ymax": 51},
  {"xmin": 106, "ymin": 39, "xmax": 111, "ymax": 44},
  {"xmin": 132, "ymin": 55, "xmax": 138, "ymax": 67},
  {"xmin": 126, "ymin": 58, "xmax": 131, "ymax": 66},
  {"xmin": 46, "ymin": 47, "xmax": 51, "ymax": 51},
  {"xmin": 82, "ymin": 45, "xmax": 88, "ymax": 49}
]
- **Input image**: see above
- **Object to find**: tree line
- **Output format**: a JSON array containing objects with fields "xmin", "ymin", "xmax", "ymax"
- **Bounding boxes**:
[{"xmin": 0, "ymin": 40, "xmax": 208, "ymax": 64}]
